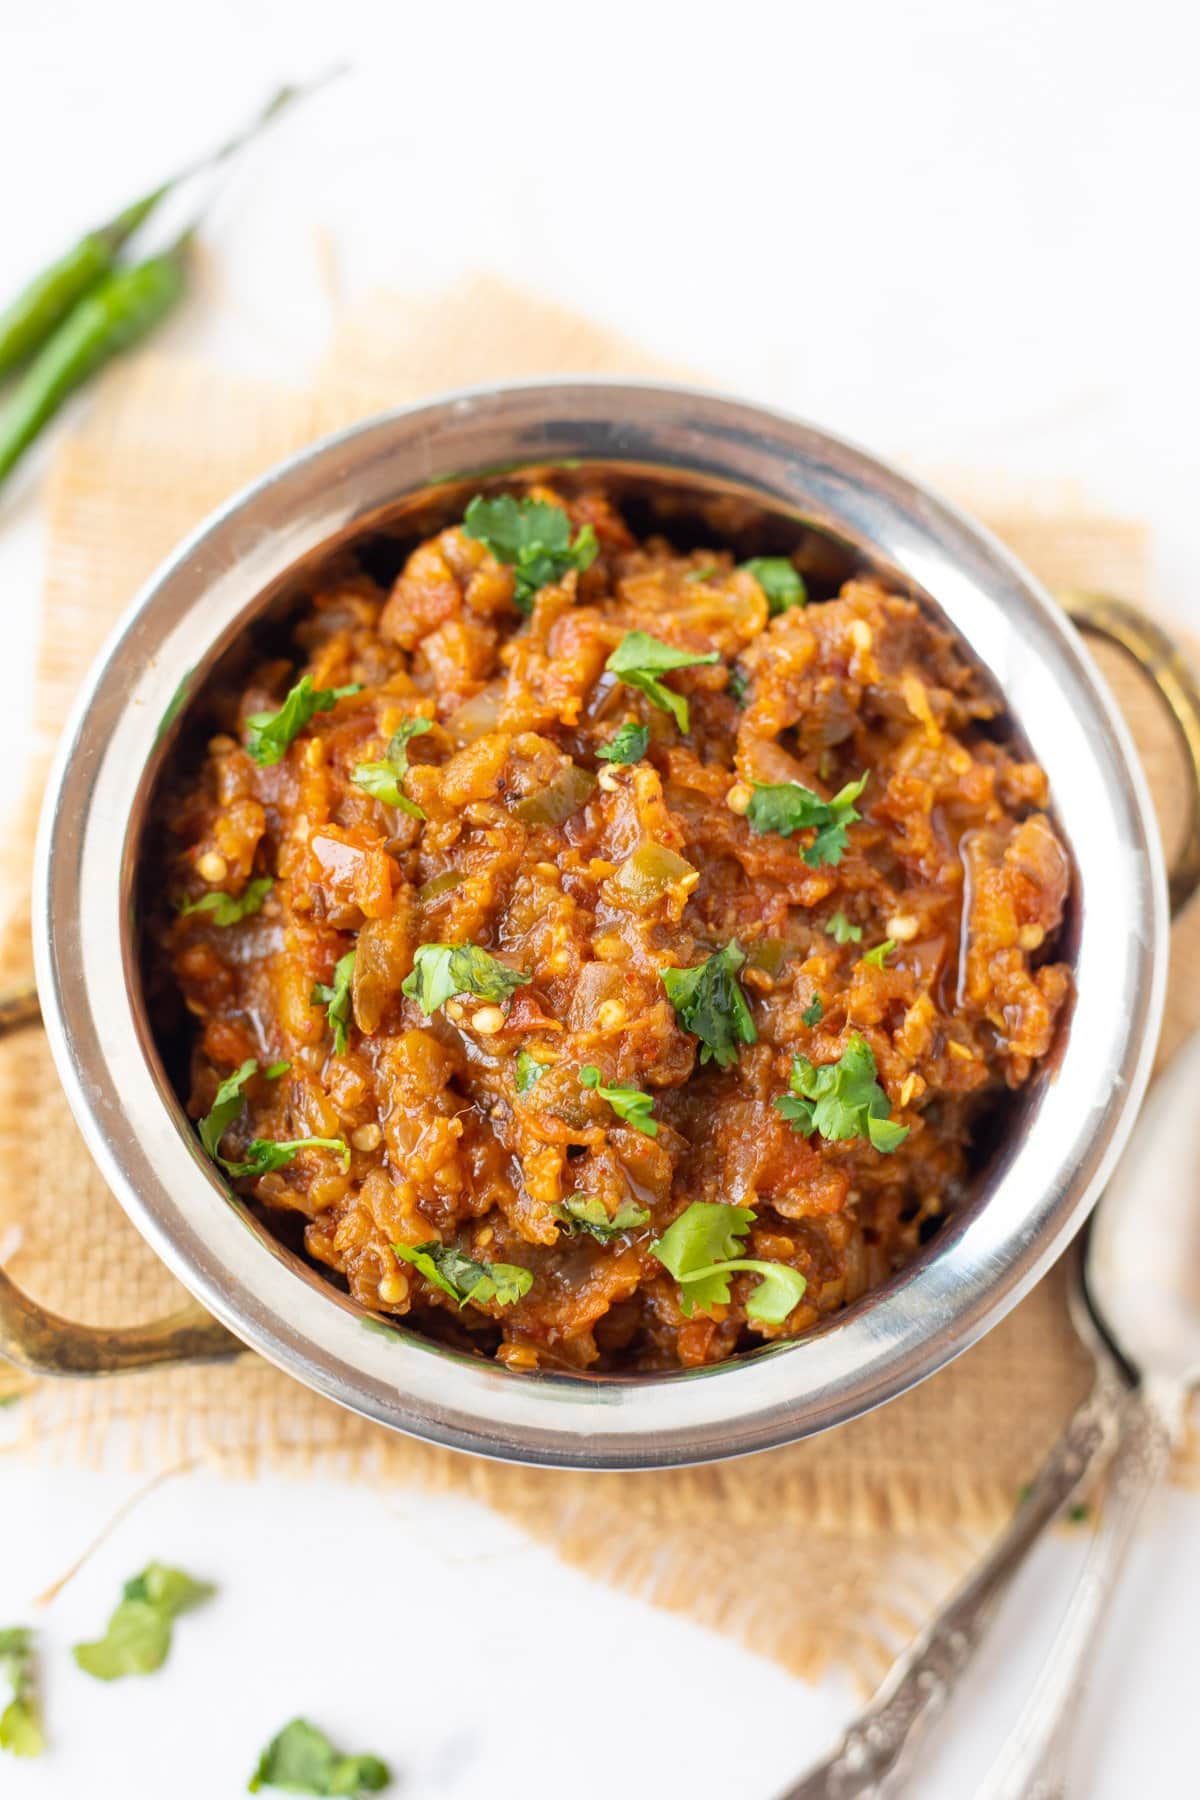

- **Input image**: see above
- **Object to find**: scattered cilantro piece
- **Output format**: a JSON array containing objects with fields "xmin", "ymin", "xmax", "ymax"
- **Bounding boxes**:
[
  {"xmin": 351, "ymin": 716, "xmax": 432, "ymax": 818},
  {"xmin": 462, "ymin": 494, "xmax": 598, "ymax": 613},
  {"xmin": 649, "ymin": 1201, "xmax": 807, "ymax": 1324},
  {"xmin": 179, "ymin": 876, "xmax": 273, "ymax": 926},
  {"xmin": 826, "ymin": 911, "xmax": 862, "ymax": 945},
  {"xmin": 740, "ymin": 556, "xmax": 808, "ymax": 614},
  {"xmin": 863, "ymin": 939, "xmax": 896, "ymax": 968},
  {"xmin": 802, "ymin": 994, "xmax": 824, "ymax": 1027},
  {"xmin": 1067, "ymin": 1502, "xmax": 1091, "ymax": 1524},
  {"xmin": 197, "ymin": 1059, "xmax": 261, "ymax": 1162},
  {"xmin": 246, "ymin": 676, "xmax": 362, "ymax": 767},
  {"xmin": 220, "ymin": 1137, "xmax": 351, "ymax": 1179},
  {"xmin": 515, "ymin": 1048, "xmax": 550, "ymax": 1093},
  {"xmin": 774, "ymin": 1033, "xmax": 909, "ymax": 1152},
  {"xmin": 745, "ymin": 773, "xmax": 868, "ymax": 867},
  {"xmin": 605, "ymin": 631, "xmax": 720, "ymax": 733},
  {"xmin": 73, "ymin": 1564, "xmax": 213, "ymax": 1682},
  {"xmin": 249, "ymin": 1717, "xmax": 391, "ymax": 1795},
  {"xmin": 596, "ymin": 721, "xmax": 650, "ymax": 764},
  {"xmin": 312, "ymin": 951, "xmax": 356, "ymax": 1055},
  {"xmin": 393, "ymin": 1242, "xmax": 532, "ymax": 1309},
  {"xmin": 727, "ymin": 668, "xmax": 748, "ymax": 705},
  {"xmin": 660, "ymin": 940, "xmax": 757, "ymax": 1069},
  {"xmin": 198, "ymin": 1060, "xmax": 346, "ymax": 1176},
  {"xmin": 579, "ymin": 1065, "xmax": 658, "ymax": 1137},
  {"xmin": 0, "ymin": 1628, "xmax": 42, "ymax": 1758},
  {"xmin": 402, "ymin": 943, "xmax": 530, "ymax": 1018},
  {"xmin": 684, "ymin": 563, "xmax": 718, "ymax": 584},
  {"xmin": 557, "ymin": 1197, "xmax": 651, "ymax": 1242}
]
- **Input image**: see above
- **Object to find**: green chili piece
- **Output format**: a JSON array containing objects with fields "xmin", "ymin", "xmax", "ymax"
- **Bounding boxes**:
[
  {"xmin": 0, "ymin": 245, "xmax": 189, "ymax": 489},
  {"xmin": 0, "ymin": 80, "xmax": 325, "ymax": 383}
]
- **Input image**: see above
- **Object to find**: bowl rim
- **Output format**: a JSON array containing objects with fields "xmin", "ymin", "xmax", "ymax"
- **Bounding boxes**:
[{"xmin": 31, "ymin": 377, "xmax": 1168, "ymax": 1468}]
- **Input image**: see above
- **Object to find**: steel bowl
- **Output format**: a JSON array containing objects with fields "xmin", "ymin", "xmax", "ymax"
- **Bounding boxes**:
[{"xmin": 7, "ymin": 381, "xmax": 1199, "ymax": 1468}]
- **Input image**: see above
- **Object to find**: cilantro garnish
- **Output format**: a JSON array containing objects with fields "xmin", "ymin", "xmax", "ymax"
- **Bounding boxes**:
[
  {"xmin": 462, "ymin": 494, "xmax": 598, "ymax": 613},
  {"xmin": 774, "ymin": 1033, "xmax": 909, "ymax": 1152},
  {"xmin": 557, "ymin": 1196, "xmax": 651, "ymax": 1242},
  {"xmin": 802, "ymin": 994, "xmax": 824, "ymax": 1027},
  {"xmin": 684, "ymin": 562, "xmax": 718, "ymax": 584},
  {"xmin": 0, "ymin": 1628, "xmax": 42, "ymax": 1758},
  {"xmin": 727, "ymin": 668, "xmax": 748, "ymax": 705},
  {"xmin": 596, "ymin": 721, "xmax": 650, "ymax": 764},
  {"xmin": 745, "ymin": 773, "xmax": 868, "ymax": 867},
  {"xmin": 311, "ymin": 950, "xmax": 356, "ymax": 1055},
  {"xmin": 249, "ymin": 1717, "xmax": 391, "ymax": 1796},
  {"xmin": 393, "ymin": 1242, "xmax": 532, "ymax": 1309},
  {"xmin": 863, "ymin": 939, "xmax": 896, "ymax": 968},
  {"xmin": 245, "ymin": 675, "xmax": 363, "ymax": 766},
  {"xmin": 649, "ymin": 1201, "xmax": 807, "ymax": 1324},
  {"xmin": 515, "ymin": 1048, "xmax": 550, "ymax": 1092},
  {"xmin": 826, "ymin": 911, "xmax": 862, "ymax": 945},
  {"xmin": 660, "ymin": 940, "xmax": 757, "ymax": 1069},
  {"xmin": 605, "ymin": 631, "xmax": 720, "ymax": 733},
  {"xmin": 197, "ymin": 1059, "xmax": 348, "ymax": 1177},
  {"xmin": 220, "ymin": 1137, "xmax": 351, "ymax": 1179},
  {"xmin": 401, "ymin": 943, "xmax": 530, "ymax": 1018},
  {"xmin": 179, "ymin": 876, "xmax": 273, "ymax": 926},
  {"xmin": 351, "ymin": 715, "xmax": 431, "ymax": 817},
  {"xmin": 579, "ymin": 1065, "xmax": 658, "ymax": 1137},
  {"xmin": 73, "ymin": 1564, "xmax": 214, "ymax": 1682},
  {"xmin": 740, "ymin": 557, "xmax": 808, "ymax": 615}
]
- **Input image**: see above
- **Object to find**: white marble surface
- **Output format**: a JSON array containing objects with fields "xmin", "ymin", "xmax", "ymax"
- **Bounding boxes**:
[{"xmin": 1, "ymin": 3, "xmax": 1196, "ymax": 1795}]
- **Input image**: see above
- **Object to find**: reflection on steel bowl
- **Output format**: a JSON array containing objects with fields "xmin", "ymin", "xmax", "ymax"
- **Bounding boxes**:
[
  {"xmin": 24, "ymin": 384, "xmax": 1185, "ymax": 1467},
  {"xmin": 145, "ymin": 480, "xmax": 1072, "ymax": 1376}
]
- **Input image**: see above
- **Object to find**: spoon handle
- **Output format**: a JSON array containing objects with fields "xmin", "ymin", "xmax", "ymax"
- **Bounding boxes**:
[
  {"xmin": 976, "ymin": 1378, "xmax": 1183, "ymax": 1800},
  {"xmin": 773, "ymin": 1361, "xmax": 1127, "ymax": 1800}
]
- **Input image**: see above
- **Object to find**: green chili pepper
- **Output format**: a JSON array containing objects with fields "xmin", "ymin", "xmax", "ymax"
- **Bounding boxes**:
[
  {"xmin": 0, "ymin": 190, "xmax": 167, "ymax": 381},
  {"xmin": 0, "ymin": 242, "xmax": 190, "ymax": 488},
  {"xmin": 0, "ymin": 76, "xmax": 333, "ymax": 384}
]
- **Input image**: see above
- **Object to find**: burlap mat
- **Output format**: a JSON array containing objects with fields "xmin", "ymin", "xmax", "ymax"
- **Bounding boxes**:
[{"xmin": 3, "ymin": 278, "xmax": 1198, "ymax": 1689}]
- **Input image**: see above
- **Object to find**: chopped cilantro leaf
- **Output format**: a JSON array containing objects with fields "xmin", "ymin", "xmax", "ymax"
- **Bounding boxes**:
[
  {"xmin": 826, "ymin": 911, "xmax": 862, "ymax": 945},
  {"xmin": 727, "ymin": 667, "xmax": 748, "ymax": 705},
  {"xmin": 801, "ymin": 994, "xmax": 824, "ymax": 1027},
  {"xmin": 863, "ymin": 939, "xmax": 896, "ymax": 968},
  {"xmin": 605, "ymin": 631, "xmax": 720, "ymax": 733},
  {"xmin": 198, "ymin": 1060, "xmax": 347, "ymax": 1176},
  {"xmin": 740, "ymin": 556, "xmax": 808, "ymax": 615},
  {"xmin": 401, "ymin": 943, "xmax": 530, "ymax": 1018},
  {"xmin": 245, "ymin": 676, "xmax": 362, "ymax": 767},
  {"xmin": 596, "ymin": 721, "xmax": 650, "ymax": 764},
  {"xmin": 745, "ymin": 773, "xmax": 868, "ymax": 867},
  {"xmin": 515, "ymin": 1048, "xmax": 550, "ymax": 1092},
  {"xmin": 197, "ymin": 1058, "xmax": 260, "ymax": 1162},
  {"xmin": 311, "ymin": 951, "xmax": 356, "ymax": 1055},
  {"xmin": 249, "ymin": 1717, "xmax": 391, "ymax": 1795},
  {"xmin": 0, "ymin": 1627, "xmax": 43, "ymax": 1758},
  {"xmin": 73, "ymin": 1564, "xmax": 213, "ymax": 1682},
  {"xmin": 557, "ymin": 1196, "xmax": 651, "ymax": 1242},
  {"xmin": 179, "ymin": 876, "xmax": 273, "ymax": 926},
  {"xmin": 351, "ymin": 715, "xmax": 432, "ymax": 818},
  {"xmin": 393, "ymin": 1241, "xmax": 532, "ymax": 1309},
  {"xmin": 649, "ymin": 1201, "xmax": 807, "ymax": 1324},
  {"xmin": 579, "ymin": 1065, "xmax": 658, "ymax": 1137},
  {"xmin": 219, "ymin": 1137, "xmax": 351, "ymax": 1179},
  {"xmin": 684, "ymin": 563, "xmax": 718, "ymax": 584},
  {"xmin": 660, "ymin": 940, "xmax": 757, "ymax": 1069},
  {"xmin": 774, "ymin": 1033, "xmax": 909, "ymax": 1153},
  {"xmin": 462, "ymin": 494, "xmax": 598, "ymax": 613}
]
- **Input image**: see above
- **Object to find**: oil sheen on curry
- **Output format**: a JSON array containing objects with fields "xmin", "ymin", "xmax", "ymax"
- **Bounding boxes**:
[{"xmin": 151, "ymin": 485, "xmax": 1071, "ymax": 1374}]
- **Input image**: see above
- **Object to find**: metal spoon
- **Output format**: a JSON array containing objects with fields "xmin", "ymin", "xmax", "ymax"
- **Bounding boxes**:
[
  {"xmin": 977, "ymin": 1027, "xmax": 1200, "ymax": 1798},
  {"xmin": 778, "ymin": 1028, "xmax": 1200, "ymax": 1799}
]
